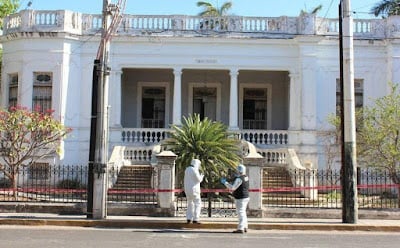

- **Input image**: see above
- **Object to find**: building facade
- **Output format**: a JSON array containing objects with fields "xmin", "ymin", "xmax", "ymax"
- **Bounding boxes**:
[{"xmin": 1, "ymin": 10, "xmax": 399, "ymax": 169}]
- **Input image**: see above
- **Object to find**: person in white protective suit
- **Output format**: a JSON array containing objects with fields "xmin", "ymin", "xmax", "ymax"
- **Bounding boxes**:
[
  {"xmin": 184, "ymin": 158, "xmax": 204, "ymax": 224},
  {"xmin": 221, "ymin": 164, "xmax": 250, "ymax": 233}
]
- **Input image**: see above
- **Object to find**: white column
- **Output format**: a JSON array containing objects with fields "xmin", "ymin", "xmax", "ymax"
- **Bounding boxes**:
[
  {"xmin": 289, "ymin": 72, "xmax": 301, "ymax": 130},
  {"xmin": 299, "ymin": 47, "xmax": 317, "ymax": 130},
  {"xmin": 173, "ymin": 68, "xmax": 182, "ymax": 125},
  {"xmin": 20, "ymin": 64, "xmax": 32, "ymax": 108},
  {"xmin": 229, "ymin": 69, "xmax": 239, "ymax": 130},
  {"xmin": 109, "ymin": 70, "xmax": 122, "ymax": 127}
]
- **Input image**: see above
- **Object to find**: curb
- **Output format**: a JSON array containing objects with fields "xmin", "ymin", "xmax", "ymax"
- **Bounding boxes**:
[{"xmin": 1, "ymin": 218, "xmax": 400, "ymax": 232}]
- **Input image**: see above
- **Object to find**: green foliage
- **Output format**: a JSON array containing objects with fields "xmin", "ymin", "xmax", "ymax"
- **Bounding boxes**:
[
  {"xmin": 300, "ymin": 4, "xmax": 323, "ymax": 16},
  {"xmin": 57, "ymin": 178, "xmax": 85, "ymax": 189},
  {"xmin": 163, "ymin": 114, "xmax": 241, "ymax": 187},
  {"xmin": 370, "ymin": 0, "xmax": 400, "ymax": 17},
  {"xmin": 357, "ymin": 82, "xmax": 400, "ymax": 184},
  {"xmin": 0, "ymin": 0, "xmax": 19, "ymax": 81},
  {"xmin": 0, "ymin": 106, "xmax": 71, "ymax": 189},
  {"xmin": 326, "ymin": 190, "xmax": 341, "ymax": 201},
  {"xmin": 197, "ymin": 1, "xmax": 233, "ymax": 16},
  {"xmin": 0, "ymin": 0, "xmax": 20, "ymax": 28}
]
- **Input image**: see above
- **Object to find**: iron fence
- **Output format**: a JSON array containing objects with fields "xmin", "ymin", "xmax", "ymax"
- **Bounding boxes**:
[
  {"xmin": 262, "ymin": 168, "xmax": 399, "ymax": 209},
  {"xmin": 175, "ymin": 190, "xmax": 237, "ymax": 218},
  {"xmin": 0, "ymin": 165, "xmax": 398, "ymax": 212},
  {"xmin": 0, "ymin": 164, "xmax": 157, "ymax": 205},
  {"xmin": 0, "ymin": 164, "xmax": 88, "ymax": 203}
]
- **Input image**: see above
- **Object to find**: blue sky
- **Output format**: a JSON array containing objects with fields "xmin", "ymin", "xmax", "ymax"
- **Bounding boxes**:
[{"xmin": 19, "ymin": 0, "xmax": 381, "ymax": 19}]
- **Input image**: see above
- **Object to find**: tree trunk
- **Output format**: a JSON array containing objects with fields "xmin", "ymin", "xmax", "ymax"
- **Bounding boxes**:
[{"xmin": 11, "ymin": 173, "xmax": 18, "ymax": 200}]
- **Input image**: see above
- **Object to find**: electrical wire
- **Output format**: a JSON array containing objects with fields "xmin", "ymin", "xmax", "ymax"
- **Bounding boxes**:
[{"xmin": 96, "ymin": 0, "xmax": 126, "ymax": 60}]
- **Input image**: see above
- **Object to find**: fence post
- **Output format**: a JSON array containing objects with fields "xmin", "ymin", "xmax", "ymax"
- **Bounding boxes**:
[
  {"xmin": 156, "ymin": 150, "xmax": 177, "ymax": 216},
  {"xmin": 303, "ymin": 162, "xmax": 318, "ymax": 200},
  {"xmin": 243, "ymin": 151, "xmax": 264, "ymax": 217}
]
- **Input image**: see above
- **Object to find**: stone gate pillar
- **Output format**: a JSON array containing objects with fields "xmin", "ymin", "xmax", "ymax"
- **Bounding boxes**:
[
  {"xmin": 243, "ymin": 146, "xmax": 264, "ymax": 217},
  {"xmin": 156, "ymin": 151, "xmax": 177, "ymax": 216}
]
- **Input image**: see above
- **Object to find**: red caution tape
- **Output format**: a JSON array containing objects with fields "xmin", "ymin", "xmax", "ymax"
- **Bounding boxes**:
[{"xmin": 0, "ymin": 184, "xmax": 398, "ymax": 194}]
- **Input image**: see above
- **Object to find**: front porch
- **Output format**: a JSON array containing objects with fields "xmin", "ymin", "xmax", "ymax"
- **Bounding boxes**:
[
  {"xmin": 118, "ymin": 69, "xmax": 292, "ymax": 131},
  {"xmin": 108, "ymin": 65, "xmax": 307, "ymax": 161}
]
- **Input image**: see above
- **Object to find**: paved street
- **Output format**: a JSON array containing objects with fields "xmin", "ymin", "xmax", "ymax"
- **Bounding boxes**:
[{"xmin": 0, "ymin": 225, "xmax": 399, "ymax": 248}]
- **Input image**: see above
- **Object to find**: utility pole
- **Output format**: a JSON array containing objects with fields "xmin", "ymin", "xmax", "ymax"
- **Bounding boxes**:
[
  {"xmin": 87, "ymin": 0, "xmax": 112, "ymax": 219},
  {"xmin": 87, "ymin": 0, "xmax": 125, "ymax": 219},
  {"xmin": 339, "ymin": 0, "xmax": 358, "ymax": 224}
]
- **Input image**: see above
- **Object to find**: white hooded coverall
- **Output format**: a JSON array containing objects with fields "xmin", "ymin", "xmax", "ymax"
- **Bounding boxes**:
[
  {"xmin": 223, "ymin": 164, "xmax": 249, "ymax": 231},
  {"xmin": 184, "ymin": 159, "xmax": 204, "ymax": 222}
]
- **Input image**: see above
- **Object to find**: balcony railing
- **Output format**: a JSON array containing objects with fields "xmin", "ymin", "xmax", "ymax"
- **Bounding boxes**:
[
  {"xmin": 3, "ymin": 10, "xmax": 400, "ymax": 39},
  {"xmin": 117, "ymin": 128, "xmax": 289, "ymax": 146}
]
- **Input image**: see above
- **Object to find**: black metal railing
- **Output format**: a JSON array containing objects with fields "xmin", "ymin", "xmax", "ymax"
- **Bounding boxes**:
[
  {"xmin": 0, "ymin": 164, "xmax": 88, "ymax": 203},
  {"xmin": 1, "ymin": 165, "xmax": 398, "ymax": 211},
  {"xmin": 175, "ymin": 190, "xmax": 237, "ymax": 218},
  {"xmin": 0, "ymin": 164, "xmax": 158, "ymax": 205},
  {"xmin": 262, "ymin": 168, "xmax": 399, "ymax": 209}
]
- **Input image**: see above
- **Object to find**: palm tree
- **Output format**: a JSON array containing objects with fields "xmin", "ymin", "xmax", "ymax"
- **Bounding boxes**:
[
  {"xmin": 196, "ymin": 1, "xmax": 233, "ymax": 30},
  {"xmin": 299, "ymin": 4, "xmax": 323, "ymax": 16},
  {"xmin": 371, "ymin": 0, "xmax": 400, "ymax": 17},
  {"xmin": 196, "ymin": 1, "xmax": 233, "ymax": 17},
  {"xmin": 163, "ymin": 114, "xmax": 241, "ymax": 187}
]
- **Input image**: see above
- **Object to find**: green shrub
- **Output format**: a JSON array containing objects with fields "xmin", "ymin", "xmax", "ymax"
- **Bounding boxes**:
[
  {"xmin": 326, "ymin": 190, "xmax": 341, "ymax": 201},
  {"xmin": 57, "ymin": 178, "xmax": 85, "ymax": 189}
]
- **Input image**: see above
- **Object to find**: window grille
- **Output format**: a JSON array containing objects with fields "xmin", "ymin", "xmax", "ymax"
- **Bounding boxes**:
[
  {"xmin": 141, "ymin": 87, "xmax": 165, "ymax": 128},
  {"xmin": 8, "ymin": 73, "xmax": 18, "ymax": 108},
  {"xmin": 28, "ymin": 162, "xmax": 50, "ymax": 180},
  {"xmin": 243, "ymin": 88, "xmax": 268, "ymax": 130},
  {"xmin": 336, "ymin": 79, "xmax": 364, "ymax": 130},
  {"xmin": 33, "ymin": 72, "xmax": 52, "ymax": 113}
]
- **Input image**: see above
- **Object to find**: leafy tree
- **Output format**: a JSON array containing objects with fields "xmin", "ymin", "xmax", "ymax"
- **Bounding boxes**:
[
  {"xmin": 319, "ymin": 106, "xmax": 365, "ymax": 196},
  {"xmin": 0, "ymin": 106, "xmax": 71, "ymax": 197},
  {"xmin": 317, "ymin": 113, "xmax": 343, "ymax": 198},
  {"xmin": 0, "ymin": 0, "xmax": 20, "ymax": 86},
  {"xmin": 370, "ymin": 0, "xmax": 400, "ymax": 18},
  {"xmin": 197, "ymin": 1, "xmax": 233, "ymax": 17},
  {"xmin": 357, "ymin": 83, "xmax": 400, "ymax": 205},
  {"xmin": 163, "ymin": 114, "xmax": 241, "ymax": 188},
  {"xmin": 0, "ymin": 0, "xmax": 20, "ymax": 28},
  {"xmin": 319, "ymin": 113, "xmax": 341, "ymax": 169}
]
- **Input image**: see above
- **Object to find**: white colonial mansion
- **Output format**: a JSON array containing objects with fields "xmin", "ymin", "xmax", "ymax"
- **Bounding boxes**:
[{"xmin": 1, "ymin": 9, "xmax": 399, "ymax": 169}]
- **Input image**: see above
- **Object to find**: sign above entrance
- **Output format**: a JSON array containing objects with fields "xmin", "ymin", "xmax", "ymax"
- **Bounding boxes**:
[{"xmin": 194, "ymin": 59, "xmax": 218, "ymax": 64}]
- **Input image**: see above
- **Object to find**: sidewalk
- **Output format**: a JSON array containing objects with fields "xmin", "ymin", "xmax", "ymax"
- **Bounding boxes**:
[{"xmin": 1, "ymin": 212, "xmax": 400, "ymax": 232}]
